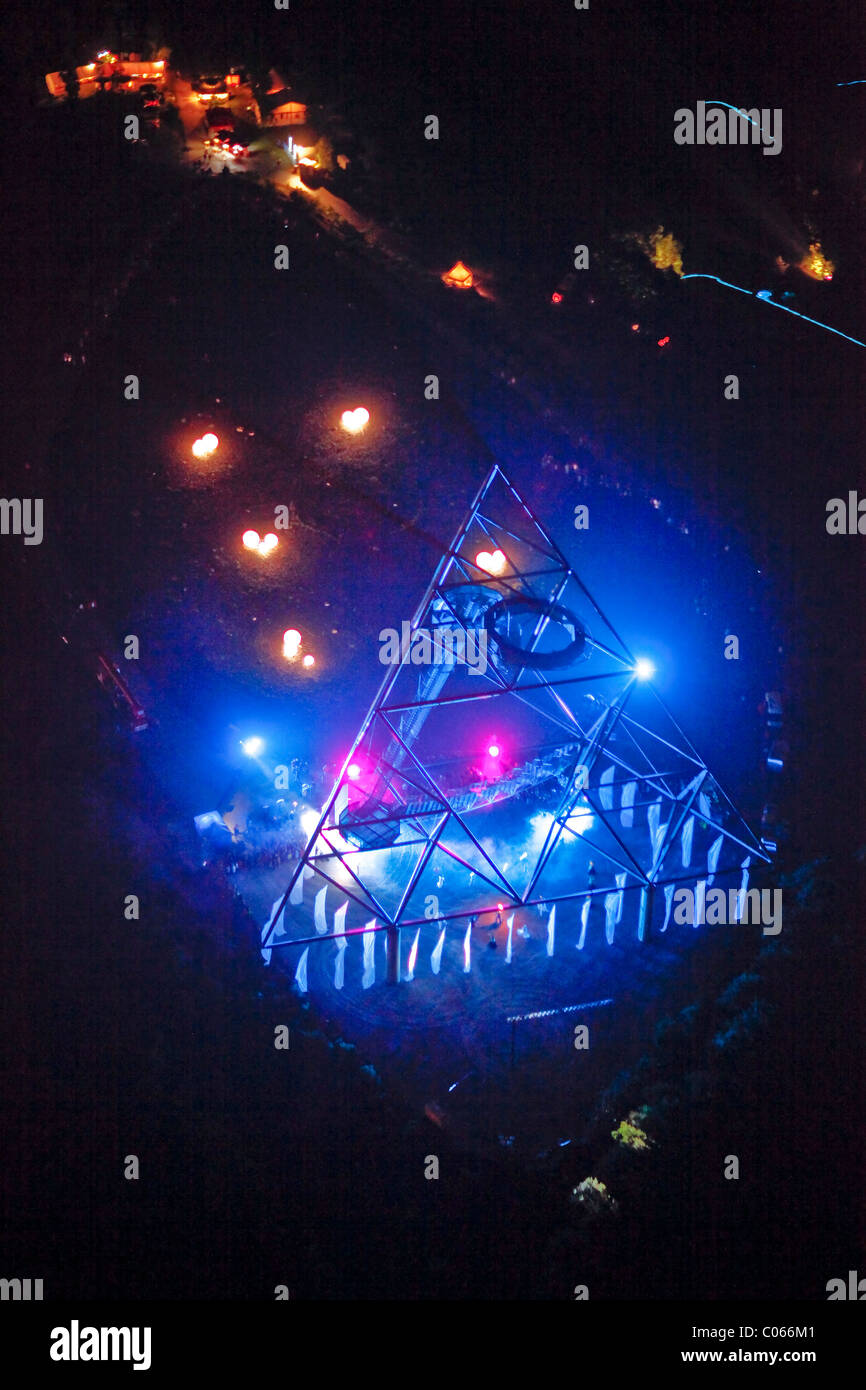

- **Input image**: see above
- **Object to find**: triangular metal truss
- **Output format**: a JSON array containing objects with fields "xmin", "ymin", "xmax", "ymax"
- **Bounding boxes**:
[{"xmin": 263, "ymin": 465, "xmax": 770, "ymax": 957}]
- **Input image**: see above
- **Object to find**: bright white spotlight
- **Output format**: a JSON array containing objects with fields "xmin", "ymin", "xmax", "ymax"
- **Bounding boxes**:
[
  {"xmin": 340, "ymin": 407, "xmax": 370, "ymax": 434},
  {"xmin": 242, "ymin": 529, "xmax": 261, "ymax": 551},
  {"xmin": 191, "ymin": 437, "xmax": 208, "ymax": 459},
  {"xmin": 566, "ymin": 802, "xmax": 594, "ymax": 836},
  {"xmin": 257, "ymin": 532, "xmax": 279, "ymax": 556},
  {"xmin": 282, "ymin": 628, "xmax": 302, "ymax": 660},
  {"xmin": 347, "ymin": 763, "xmax": 361, "ymax": 781},
  {"xmin": 475, "ymin": 548, "xmax": 506, "ymax": 576},
  {"xmin": 300, "ymin": 807, "xmax": 320, "ymax": 839},
  {"xmin": 201, "ymin": 432, "xmax": 219, "ymax": 453},
  {"xmin": 302, "ymin": 653, "xmax": 316, "ymax": 668},
  {"xmin": 634, "ymin": 658, "xmax": 655, "ymax": 681},
  {"xmin": 241, "ymin": 736, "xmax": 264, "ymax": 757}
]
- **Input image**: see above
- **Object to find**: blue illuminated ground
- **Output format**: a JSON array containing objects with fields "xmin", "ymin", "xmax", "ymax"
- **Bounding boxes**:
[{"xmin": 42, "ymin": 141, "xmax": 822, "ymax": 1157}]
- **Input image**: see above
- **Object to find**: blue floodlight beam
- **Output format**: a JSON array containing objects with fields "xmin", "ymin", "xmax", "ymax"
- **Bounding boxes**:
[{"xmin": 681, "ymin": 273, "xmax": 866, "ymax": 349}]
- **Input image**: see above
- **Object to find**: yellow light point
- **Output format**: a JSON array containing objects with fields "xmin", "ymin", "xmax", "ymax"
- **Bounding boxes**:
[
  {"xmin": 257, "ymin": 533, "xmax": 279, "ymax": 556},
  {"xmin": 242, "ymin": 529, "xmax": 260, "ymax": 551},
  {"xmin": 191, "ymin": 437, "xmax": 208, "ymax": 459},
  {"xmin": 201, "ymin": 432, "xmax": 219, "ymax": 453}
]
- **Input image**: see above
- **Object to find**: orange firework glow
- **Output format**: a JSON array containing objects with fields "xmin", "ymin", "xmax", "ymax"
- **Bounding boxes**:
[{"xmin": 800, "ymin": 242, "xmax": 835, "ymax": 281}]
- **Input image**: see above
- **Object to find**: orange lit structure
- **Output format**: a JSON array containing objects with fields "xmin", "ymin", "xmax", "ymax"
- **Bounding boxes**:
[
  {"xmin": 45, "ymin": 59, "xmax": 166, "ymax": 100},
  {"xmin": 441, "ymin": 261, "xmax": 475, "ymax": 290},
  {"xmin": 264, "ymin": 100, "xmax": 308, "ymax": 126}
]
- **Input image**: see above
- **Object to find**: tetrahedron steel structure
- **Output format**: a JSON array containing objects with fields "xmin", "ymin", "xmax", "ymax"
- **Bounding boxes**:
[{"xmin": 263, "ymin": 465, "xmax": 770, "ymax": 957}]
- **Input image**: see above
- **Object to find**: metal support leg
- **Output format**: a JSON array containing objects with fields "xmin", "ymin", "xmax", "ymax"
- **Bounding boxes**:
[
  {"xmin": 386, "ymin": 925, "xmax": 400, "ymax": 984},
  {"xmin": 638, "ymin": 885, "xmax": 654, "ymax": 943}
]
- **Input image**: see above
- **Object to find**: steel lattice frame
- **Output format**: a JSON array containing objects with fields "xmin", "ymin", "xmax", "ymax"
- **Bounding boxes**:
[{"xmin": 262, "ymin": 465, "xmax": 770, "ymax": 955}]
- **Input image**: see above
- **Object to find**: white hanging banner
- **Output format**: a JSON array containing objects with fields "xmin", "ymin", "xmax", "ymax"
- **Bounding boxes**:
[
  {"xmin": 294, "ymin": 947, "xmax": 309, "ymax": 994},
  {"xmin": 707, "ymin": 834, "xmax": 724, "ymax": 884},
  {"xmin": 431, "ymin": 927, "xmax": 446, "ymax": 975},
  {"xmin": 405, "ymin": 928, "xmax": 420, "ymax": 982},
  {"xmin": 333, "ymin": 901, "xmax": 348, "ymax": 990},
  {"xmin": 314, "ymin": 886, "xmax": 328, "ymax": 934},
  {"xmin": 735, "ymin": 856, "xmax": 752, "ymax": 922},
  {"xmin": 681, "ymin": 814, "xmax": 695, "ymax": 869},
  {"xmin": 599, "ymin": 765, "xmax": 615, "ymax": 810},
  {"xmin": 289, "ymin": 863, "xmax": 314, "ymax": 906},
  {"xmin": 265, "ymin": 895, "xmax": 286, "ymax": 939},
  {"xmin": 578, "ymin": 896, "xmax": 591, "ymax": 950},
  {"xmin": 334, "ymin": 947, "xmax": 346, "ymax": 991},
  {"xmin": 546, "ymin": 904, "xmax": 556, "ymax": 957},
  {"xmin": 604, "ymin": 892, "xmax": 618, "ymax": 944},
  {"xmin": 620, "ymin": 780, "xmax": 636, "ymax": 828},
  {"xmin": 614, "ymin": 871, "xmax": 627, "ymax": 924},
  {"xmin": 361, "ymin": 921, "xmax": 376, "ymax": 989},
  {"xmin": 261, "ymin": 895, "xmax": 285, "ymax": 964},
  {"xmin": 506, "ymin": 914, "xmax": 514, "ymax": 963},
  {"xmin": 652, "ymin": 820, "xmax": 669, "ymax": 864},
  {"xmin": 647, "ymin": 796, "xmax": 661, "ymax": 851},
  {"xmin": 463, "ymin": 922, "xmax": 472, "ymax": 973},
  {"xmin": 330, "ymin": 782, "xmax": 349, "ymax": 828}
]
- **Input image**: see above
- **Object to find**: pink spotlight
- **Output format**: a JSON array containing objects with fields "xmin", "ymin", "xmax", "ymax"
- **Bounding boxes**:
[
  {"xmin": 488, "ymin": 742, "xmax": 500, "ymax": 759},
  {"xmin": 347, "ymin": 763, "xmax": 361, "ymax": 781}
]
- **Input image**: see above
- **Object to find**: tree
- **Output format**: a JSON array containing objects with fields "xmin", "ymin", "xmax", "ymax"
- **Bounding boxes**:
[
  {"xmin": 311, "ymin": 135, "xmax": 335, "ymax": 173},
  {"xmin": 630, "ymin": 226, "xmax": 684, "ymax": 277}
]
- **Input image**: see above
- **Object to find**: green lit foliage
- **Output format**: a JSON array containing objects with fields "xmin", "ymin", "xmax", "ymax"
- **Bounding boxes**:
[
  {"xmin": 311, "ymin": 134, "xmax": 336, "ymax": 173},
  {"xmin": 611, "ymin": 1107, "xmax": 654, "ymax": 1150},
  {"xmin": 631, "ymin": 226, "xmax": 684, "ymax": 277},
  {"xmin": 570, "ymin": 1176, "xmax": 618, "ymax": 1218}
]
